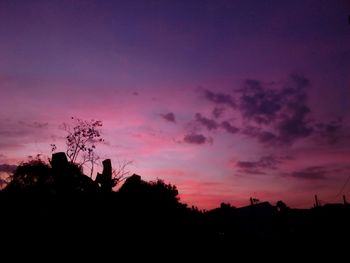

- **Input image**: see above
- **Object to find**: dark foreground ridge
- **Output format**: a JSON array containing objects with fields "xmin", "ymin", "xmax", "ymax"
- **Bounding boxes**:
[{"xmin": 1, "ymin": 153, "xmax": 349, "ymax": 258}]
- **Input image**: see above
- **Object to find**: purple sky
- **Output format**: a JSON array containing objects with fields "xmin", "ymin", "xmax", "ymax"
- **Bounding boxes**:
[{"xmin": 0, "ymin": 0, "xmax": 350, "ymax": 208}]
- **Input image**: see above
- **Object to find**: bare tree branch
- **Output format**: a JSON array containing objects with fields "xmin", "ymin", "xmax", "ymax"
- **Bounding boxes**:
[
  {"xmin": 51, "ymin": 117, "xmax": 104, "ymax": 177},
  {"xmin": 112, "ymin": 160, "xmax": 133, "ymax": 186}
]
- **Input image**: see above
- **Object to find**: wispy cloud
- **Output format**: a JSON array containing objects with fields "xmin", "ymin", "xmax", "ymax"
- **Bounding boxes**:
[
  {"xmin": 315, "ymin": 118, "xmax": 344, "ymax": 144},
  {"xmin": 290, "ymin": 166, "xmax": 328, "ymax": 180},
  {"xmin": 212, "ymin": 107, "xmax": 225, "ymax": 119},
  {"xmin": 203, "ymin": 89, "xmax": 236, "ymax": 108},
  {"xmin": 221, "ymin": 121, "xmax": 239, "ymax": 134},
  {"xmin": 288, "ymin": 165, "xmax": 350, "ymax": 181},
  {"xmin": 235, "ymin": 155, "xmax": 282, "ymax": 175},
  {"xmin": 0, "ymin": 119, "xmax": 52, "ymax": 151},
  {"xmin": 195, "ymin": 113, "xmax": 218, "ymax": 131},
  {"xmin": 183, "ymin": 133, "xmax": 212, "ymax": 145}
]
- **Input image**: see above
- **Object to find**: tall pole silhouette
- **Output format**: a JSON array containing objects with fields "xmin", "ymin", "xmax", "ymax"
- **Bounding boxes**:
[{"xmin": 314, "ymin": 195, "xmax": 320, "ymax": 207}]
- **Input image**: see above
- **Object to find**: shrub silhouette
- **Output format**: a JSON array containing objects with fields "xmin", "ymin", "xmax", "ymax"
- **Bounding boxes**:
[
  {"xmin": 3, "ymin": 153, "xmax": 99, "ymax": 194},
  {"xmin": 118, "ymin": 174, "xmax": 182, "ymax": 211},
  {"xmin": 3, "ymin": 158, "xmax": 52, "ymax": 194}
]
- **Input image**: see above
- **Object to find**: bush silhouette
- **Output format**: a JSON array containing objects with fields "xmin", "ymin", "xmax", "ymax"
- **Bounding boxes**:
[
  {"xmin": 3, "ymin": 153, "xmax": 99, "ymax": 194},
  {"xmin": 3, "ymin": 158, "xmax": 52, "ymax": 194}
]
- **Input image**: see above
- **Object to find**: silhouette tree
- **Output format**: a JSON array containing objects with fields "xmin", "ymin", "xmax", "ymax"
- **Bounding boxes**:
[
  {"xmin": 119, "ymin": 175, "xmax": 180, "ymax": 207},
  {"xmin": 276, "ymin": 200, "xmax": 289, "ymax": 212},
  {"xmin": 3, "ymin": 156, "xmax": 52, "ymax": 193},
  {"xmin": 3, "ymin": 152, "xmax": 100, "ymax": 194},
  {"xmin": 149, "ymin": 179, "xmax": 179, "ymax": 204},
  {"xmin": 112, "ymin": 160, "xmax": 133, "ymax": 186},
  {"xmin": 52, "ymin": 117, "xmax": 103, "ymax": 177},
  {"xmin": 51, "ymin": 118, "xmax": 132, "ymax": 182}
]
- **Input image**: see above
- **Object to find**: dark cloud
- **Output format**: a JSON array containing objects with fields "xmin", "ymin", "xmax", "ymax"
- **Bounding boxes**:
[
  {"xmin": 257, "ymin": 131, "xmax": 278, "ymax": 144},
  {"xmin": 238, "ymin": 79, "xmax": 282, "ymax": 124},
  {"xmin": 0, "ymin": 120, "xmax": 49, "ymax": 138},
  {"xmin": 203, "ymin": 89, "xmax": 236, "ymax": 108},
  {"xmin": 0, "ymin": 119, "xmax": 52, "ymax": 151},
  {"xmin": 33, "ymin": 122, "xmax": 49, "ymax": 128},
  {"xmin": 242, "ymin": 125, "xmax": 261, "ymax": 137},
  {"xmin": 190, "ymin": 112, "xmax": 239, "ymax": 135},
  {"xmin": 275, "ymin": 75, "xmax": 313, "ymax": 143},
  {"xmin": 237, "ymin": 155, "xmax": 281, "ymax": 170},
  {"xmin": 199, "ymin": 74, "xmax": 346, "ymax": 147},
  {"xmin": 18, "ymin": 121, "xmax": 49, "ymax": 129},
  {"xmin": 242, "ymin": 126, "xmax": 278, "ymax": 144},
  {"xmin": 212, "ymin": 107, "xmax": 225, "ymax": 119},
  {"xmin": 0, "ymin": 164, "xmax": 17, "ymax": 173},
  {"xmin": 236, "ymin": 74, "xmax": 314, "ymax": 145},
  {"xmin": 0, "ymin": 128, "xmax": 31, "ymax": 138},
  {"xmin": 235, "ymin": 155, "xmax": 282, "ymax": 175},
  {"xmin": 195, "ymin": 113, "xmax": 218, "ymax": 131},
  {"xmin": 237, "ymin": 162, "xmax": 261, "ymax": 169},
  {"xmin": 289, "ymin": 74, "xmax": 310, "ymax": 91},
  {"xmin": 276, "ymin": 106, "xmax": 313, "ymax": 144},
  {"xmin": 289, "ymin": 164, "xmax": 350, "ymax": 182},
  {"xmin": 221, "ymin": 121, "xmax": 239, "ymax": 134},
  {"xmin": 0, "ymin": 141, "xmax": 23, "ymax": 150},
  {"xmin": 241, "ymin": 169, "xmax": 266, "ymax": 175},
  {"xmin": 184, "ymin": 133, "xmax": 211, "ymax": 145},
  {"xmin": 161, "ymin": 112, "xmax": 176, "ymax": 123},
  {"xmin": 315, "ymin": 118, "xmax": 343, "ymax": 144},
  {"xmin": 290, "ymin": 166, "xmax": 327, "ymax": 180},
  {"xmin": 132, "ymin": 91, "xmax": 139, "ymax": 96}
]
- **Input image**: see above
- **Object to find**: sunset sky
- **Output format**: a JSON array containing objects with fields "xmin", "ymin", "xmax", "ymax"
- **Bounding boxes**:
[{"xmin": 0, "ymin": 0, "xmax": 349, "ymax": 209}]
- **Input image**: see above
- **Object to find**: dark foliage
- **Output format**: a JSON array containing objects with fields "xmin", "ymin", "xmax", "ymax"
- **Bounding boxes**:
[
  {"xmin": 4, "ymin": 158, "xmax": 52, "ymax": 193},
  {"xmin": 0, "ymin": 153, "xmax": 349, "ymax": 258}
]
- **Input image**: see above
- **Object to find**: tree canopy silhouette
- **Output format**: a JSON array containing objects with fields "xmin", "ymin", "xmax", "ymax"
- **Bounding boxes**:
[
  {"xmin": 4, "ymin": 157, "xmax": 52, "ymax": 194},
  {"xmin": 3, "ymin": 153, "xmax": 98, "ymax": 194},
  {"xmin": 119, "ymin": 174, "xmax": 180, "ymax": 206}
]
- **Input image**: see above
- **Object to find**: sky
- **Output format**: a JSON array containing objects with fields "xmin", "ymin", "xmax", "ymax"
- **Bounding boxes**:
[{"xmin": 0, "ymin": 0, "xmax": 349, "ymax": 209}]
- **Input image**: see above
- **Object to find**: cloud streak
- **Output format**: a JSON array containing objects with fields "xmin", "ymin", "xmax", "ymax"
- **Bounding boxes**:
[
  {"xmin": 235, "ymin": 155, "xmax": 282, "ymax": 175},
  {"xmin": 290, "ymin": 166, "xmax": 328, "ymax": 180},
  {"xmin": 315, "ymin": 118, "xmax": 344, "ymax": 144},
  {"xmin": 183, "ymin": 133, "xmax": 211, "ymax": 145},
  {"xmin": 0, "ymin": 119, "xmax": 52, "ymax": 151},
  {"xmin": 288, "ymin": 165, "xmax": 350, "ymax": 181}
]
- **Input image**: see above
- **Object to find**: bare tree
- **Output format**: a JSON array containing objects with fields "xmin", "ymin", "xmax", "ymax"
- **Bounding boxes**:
[
  {"xmin": 51, "ymin": 117, "xmax": 103, "ymax": 177},
  {"xmin": 81, "ymin": 149, "xmax": 101, "ymax": 177},
  {"xmin": 112, "ymin": 160, "xmax": 133, "ymax": 186},
  {"xmin": 51, "ymin": 117, "xmax": 133, "ymax": 183}
]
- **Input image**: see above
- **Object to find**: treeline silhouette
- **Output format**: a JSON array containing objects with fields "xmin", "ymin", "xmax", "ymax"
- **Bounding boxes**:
[{"xmin": 0, "ymin": 152, "xmax": 349, "ymax": 257}]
